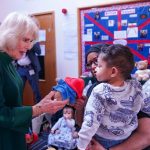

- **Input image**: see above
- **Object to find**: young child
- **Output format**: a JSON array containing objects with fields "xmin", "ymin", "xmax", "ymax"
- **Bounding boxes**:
[
  {"xmin": 77, "ymin": 44, "xmax": 150, "ymax": 149},
  {"xmin": 48, "ymin": 105, "xmax": 77, "ymax": 149}
]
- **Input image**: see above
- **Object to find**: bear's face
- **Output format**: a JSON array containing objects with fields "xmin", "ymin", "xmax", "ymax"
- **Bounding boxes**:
[{"xmin": 136, "ymin": 60, "xmax": 148, "ymax": 70}]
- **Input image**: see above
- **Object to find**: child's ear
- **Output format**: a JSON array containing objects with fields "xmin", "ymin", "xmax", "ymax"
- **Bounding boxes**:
[{"xmin": 111, "ymin": 67, "xmax": 118, "ymax": 77}]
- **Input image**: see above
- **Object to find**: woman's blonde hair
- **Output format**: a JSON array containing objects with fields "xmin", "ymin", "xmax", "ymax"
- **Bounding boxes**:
[{"xmin": 0, "ymin": 12, "xmax": 39, "ymax": 52}]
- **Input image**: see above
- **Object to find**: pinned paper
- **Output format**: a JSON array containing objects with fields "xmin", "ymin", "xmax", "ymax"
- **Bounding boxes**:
[
  {"xmin": 114, "ymin": 30, "xmax": 127, "ymax": 39},
  {"xmin": 101, "ymin": 16, "xmax": 109, "ymax": 20},
  {"xmin": 108, "ymin": 20, "xmax": 115, "ymax": 27},
  {"xmin": 113, "ymin": 39, "xmax": 127, "ymax": 46},
  {"xmin": 140, "ymin": 30, "xmax": 147, "ymax": 38},
  {"xmin": 144, "ymin": 43, "xmax": 150, "ymax": 47},
  {"xmin": 39, "ymin": 30, "xmax": 46, "ymax": 42},
  {"xmin": 130, "ymin": 14, "xmax": 137, "ymax": 18},
  {"xmin": 121, "ymin": 20, "xmax": 127, "ymax": 26},
  {"xmin": 128, "ymin": 23, "xmax": 137, "ymax": 27},
  {"xmin": 121, "ymin": 9, "xmax": 135, "ymax": 14},
  {"xmin": 87, "ymin": 29, "xmax": 92, "ymax": 35},
  {"xmin": 127, "ymin": 27, "xmax": 138, "ymax": 38},
  {"xmin": 39, "ymin": 45, "xmax": 45, "ymax": 56},
  {"xmin": 83, "ymin": 29, "xmax": 93, "ymax": 41},
  {"xmin": 85, "ymin": 24, "xmax": 94, "ymax": 27},
  {"xmin": 82, "ymin": 34, "xmax": 92, "ymax": 41},
  {"xmin": 105, "ymin": 11, "xmax": 117, "ymax": 16},
  {"xmin": 101, "ymin": 35, "xmax": 109, "ymax": 40}
]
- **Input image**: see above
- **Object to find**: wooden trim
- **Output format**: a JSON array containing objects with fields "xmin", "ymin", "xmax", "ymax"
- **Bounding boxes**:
[
  {"xmin": 78, "ymin": 0, "xmax": 144, "ymax": 10},
  {"xmin": 31, "ymin": 11, "xmax": 54, "ymax": 16},
  {"xmin": 77, "ymin": 8, "xmax": 82, "ymax": 77}
]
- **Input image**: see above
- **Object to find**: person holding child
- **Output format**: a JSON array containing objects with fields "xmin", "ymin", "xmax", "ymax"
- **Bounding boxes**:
[
  {"xmin": 77, "ymin": 44, "xmax": 150, "ymax": 149},
  {"xmin": 48, "ymin": 43, "xmax": 150, "ymax": 150},
  {"xmin": 84, "ymin": 44, "xmax": 150, "ymax": 150}
]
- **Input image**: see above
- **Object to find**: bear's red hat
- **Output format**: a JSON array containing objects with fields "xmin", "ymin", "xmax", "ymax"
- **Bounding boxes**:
[{"xmin": 65, "ymin": 77, "xmax": 84, "ymax": 98}]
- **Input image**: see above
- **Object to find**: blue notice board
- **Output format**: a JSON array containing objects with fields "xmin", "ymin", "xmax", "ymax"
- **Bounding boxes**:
[{"xmin": 78, "ymin": 1, "xmax": 150, "ymax": 75}]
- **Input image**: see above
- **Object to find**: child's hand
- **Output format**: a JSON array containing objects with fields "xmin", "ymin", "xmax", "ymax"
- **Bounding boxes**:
[
  {"xmin": 50, "ymin": 130, "xmax": 55, "ymax": 134},
  {"xmin": 51, "ymin": 129, "xmax": 60, "ymax": 134},
  {"xmin": 72, "ymin": 131, "xmax": 79, "ymax": 138},
  {"xmin": 55, "ymin": 129, "xmax": 60, "ymax": 134},
  {"xmin": 74, "ymin": 96, "xmax": 87, "ymax": 111}
]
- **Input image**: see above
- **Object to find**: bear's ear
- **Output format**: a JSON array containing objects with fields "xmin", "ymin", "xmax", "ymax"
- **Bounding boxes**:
[
  {"xmin": 144, "ymin": 60, "xmax": 148, "ymax": 65},
  {"xmin": 135, "ymin": 62, "xmax": 138, "ymax": 67}
]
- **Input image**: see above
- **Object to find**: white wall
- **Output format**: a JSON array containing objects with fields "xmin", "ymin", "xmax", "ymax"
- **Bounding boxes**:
[{"xmin": 0, "ymin": 0, "xmax": 136, "ymax": 79}]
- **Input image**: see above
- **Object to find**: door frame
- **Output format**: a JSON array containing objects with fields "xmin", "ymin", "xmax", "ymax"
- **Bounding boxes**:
[{"xmin": 23, "ymin": 11, "xmax": 57, "ymax": 105}]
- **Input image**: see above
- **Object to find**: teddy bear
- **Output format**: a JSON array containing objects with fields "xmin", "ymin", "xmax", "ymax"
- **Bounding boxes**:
[{"xmin": 134, "ymin": 60, "xmax": 150, "ymax": 82}]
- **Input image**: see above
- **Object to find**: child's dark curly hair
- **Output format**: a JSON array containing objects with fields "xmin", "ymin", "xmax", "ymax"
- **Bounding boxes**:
[{"xmin": 100, "ymin": 44, "xmax": 134, "ymax": 80}]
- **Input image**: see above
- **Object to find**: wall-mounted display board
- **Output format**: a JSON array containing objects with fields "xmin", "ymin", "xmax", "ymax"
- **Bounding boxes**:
[{"xmin": 78, "ymin": 0, "xmax": 150, "ymax": 75}]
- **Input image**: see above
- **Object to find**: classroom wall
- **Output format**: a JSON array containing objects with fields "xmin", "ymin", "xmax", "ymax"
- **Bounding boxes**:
[{"xmin": 0, "ymin": 0, "xmax": 136, "ymax": 79}]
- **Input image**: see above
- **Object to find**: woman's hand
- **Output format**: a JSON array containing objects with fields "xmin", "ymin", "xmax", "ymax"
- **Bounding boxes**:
[
  {"xmin": 47, "ymin": 91, "xmax": 63, "ymax": 101},
  {"xmin": 73, "ymin": 96, "xmax": 87, "ymax": 126},
  {"xmin": 74, "ymin": 96, "xmax": 87, "ymax": 111},
  {"xmin": 32, "ymin": 92, "xmax": 68, "ymax": 117}
]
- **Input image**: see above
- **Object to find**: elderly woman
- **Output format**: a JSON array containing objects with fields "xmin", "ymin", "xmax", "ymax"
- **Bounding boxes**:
[{"xmin": 0, "ymin": 12, "xmax": 68, "ymax": 150}]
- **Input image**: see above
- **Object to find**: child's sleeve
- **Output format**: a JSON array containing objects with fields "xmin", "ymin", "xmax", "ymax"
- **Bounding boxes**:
[
  {"xmin": 141, "ymin": 92, "xmax": 150, "ymax": 115},
  {"xmin": 51, "ymin": 117, "xmax": 63, "ymax": 131},
  {"xmin": 141, "ymin": 80, "xmax": 150, "ymax": 115},
  {"xmin": 77, "ymin": 85, "xmax": 104, "ymax": 150}
]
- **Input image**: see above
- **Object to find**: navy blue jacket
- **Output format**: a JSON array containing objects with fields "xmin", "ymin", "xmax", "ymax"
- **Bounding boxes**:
[{"xmin": 27, "ymin": 42, "xmax": 41, "ymax": 73}]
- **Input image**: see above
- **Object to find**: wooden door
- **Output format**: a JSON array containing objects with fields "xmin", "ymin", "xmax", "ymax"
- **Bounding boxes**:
[{"xmin": 23, "ymin": 11, "xmax": 56, "ymax": 106}]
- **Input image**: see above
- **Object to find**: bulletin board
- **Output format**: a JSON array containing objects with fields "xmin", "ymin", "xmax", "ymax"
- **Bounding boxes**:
[{"xmin": 78, "ymin": 0, "xmax": 150, "ymax": 75}]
